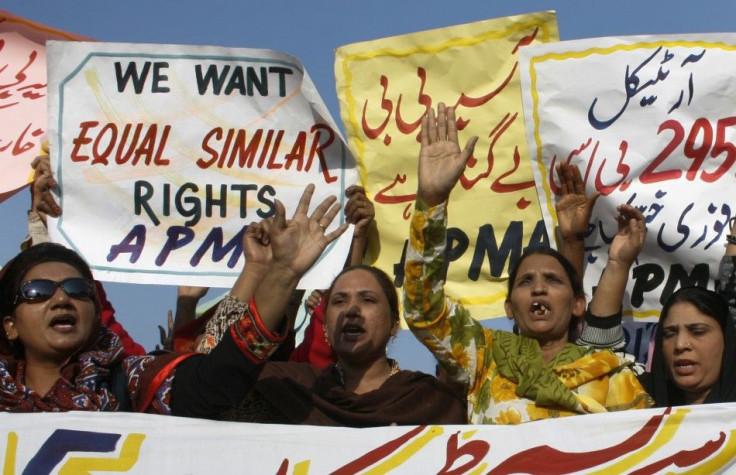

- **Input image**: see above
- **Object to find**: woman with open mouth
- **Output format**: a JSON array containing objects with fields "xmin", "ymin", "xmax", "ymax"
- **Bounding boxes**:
[
  {"xmin": 647, "ymin": 285, "xmax": 736, "ymax": 406},
  {"xmin": 581, "ymin": 221, "xmax": 736, "ymax": 407},
  {"xmin": 404, "ymin": 103, "xmax": 653, "ymax": 424},
  {"xmin": 173, "ymin": 184, "xmax": 466, "ymax": 426}
]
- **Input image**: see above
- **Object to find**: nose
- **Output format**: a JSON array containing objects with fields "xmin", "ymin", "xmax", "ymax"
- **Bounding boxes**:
[
  {"xmin": 50, "ymin": 286, "xmax": 73, "ymax": 305},
  {"xmin": 531, "ymin": 277, "xmax": 546, "ymax": 294},
  {"xmin": 345, "ymin": 303, "xmax": 361, "ymax": 317},
  {"xmin": 673, "ymin": 332, "xmax": 691, "ymax": 352}
]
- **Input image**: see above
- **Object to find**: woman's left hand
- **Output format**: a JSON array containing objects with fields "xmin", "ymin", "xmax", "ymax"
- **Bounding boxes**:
[
  {"xmin": 344, "ymin": 185, "xmax": 375, "ymax": 241},
  {"xmin": 609, "ymin": 204, "xmax": 647, "ymax": 266},
  {"xmin": 269, "ymin": 184, "xmax": 348, "ymax": 277}
]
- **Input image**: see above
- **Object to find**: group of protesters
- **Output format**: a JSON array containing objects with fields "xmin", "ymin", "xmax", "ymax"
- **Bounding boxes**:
[{"xmin": 0, "ymin": 103, "xmax": 734, "ymax": 426}]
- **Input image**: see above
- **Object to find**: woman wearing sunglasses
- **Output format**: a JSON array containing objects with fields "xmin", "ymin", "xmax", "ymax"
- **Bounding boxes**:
[{"xmin": 0, "ymin": 185, "xmax": 346, "ymax": 415}]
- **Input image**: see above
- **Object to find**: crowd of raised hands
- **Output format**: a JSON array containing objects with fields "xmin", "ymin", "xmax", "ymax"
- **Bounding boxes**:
[{"xmin": 1, "ymin": 104, "xmax": 733, "ymax": 425}]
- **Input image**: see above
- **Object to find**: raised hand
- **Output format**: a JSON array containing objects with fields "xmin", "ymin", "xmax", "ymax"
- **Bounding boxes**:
[
  {"xmin": 156, "ymin": 310, "xmax": 174, "ymax": 351},
  {"xmin": 30, "ymin": 152, "xmax": 60, "ymax": 223},
  {"xmin": 174, "ymin": 286, "xmax": 208, "ymax": 331},
  {"xmin": 269, "ymin": 184, "xmax": 348, "ymax": 277},
  {"xmin": 608, "ymin": 204, "xmax": 647, "ymax": 267},
  {"xmin": 555, "ymin": 162, "xmax": 600, "ymax": 241},
  {"xmin": 242, "ymin": 218, "xmax": 274, "ymax": 268},
  {"xmin": 344, "ymin": 185, "xmax": 375, "ymax": 240},
  {"xmin": 417, "ymin": 103, "xmax": 478, "ymax": 207},
  {"xmin": 178, "ymin": 286, "xmax": 209, "ymax": 300},
  {"xmin": 589, "ymin": 204, "xmax": 647, "ymax": 318},
  {"xmin": 304, "ymin": 289, "xmax": 324, "ymax": 316}
]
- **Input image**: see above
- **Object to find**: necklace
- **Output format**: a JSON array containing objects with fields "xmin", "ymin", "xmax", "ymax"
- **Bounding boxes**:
[{"xmin": 334, "ymin": 358, "xmax": 400, "ymax": 386}]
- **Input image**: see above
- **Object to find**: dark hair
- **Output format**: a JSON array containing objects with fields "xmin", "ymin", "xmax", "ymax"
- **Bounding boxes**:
[
  {"xmin": 506, "ymin": 247, "xmax": 584, "ymax": 298},
  {"xmin": 0, "ymin": 243, "xmax": 98, "ymax": 355},
  {"xmin": 648, "ymin": 286, "xmax": 729, "ymax": 406},
  {"xmin": 659, "ymin": 286, "xmax": 728, "ymax": 331},
  {"xmin": 506, "ymin": 247, "xmax": 585, "ymax": 340},
  {"xmin": 325, "ymin": 265, "xmax": 399, "ymax": 327}
]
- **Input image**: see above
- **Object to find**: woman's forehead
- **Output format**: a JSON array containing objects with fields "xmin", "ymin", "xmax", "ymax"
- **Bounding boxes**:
[
  {"xmin": 22, "ymin": 261, "xmax": 83, "ymax": 281},
  {"xmin": 664, "ymin": 301, "xmax": 719, "ymax": 325},
  {"xmin": 333, "ymin": 268, "xmax": 380, "ymax": 291},
  {"xmin": 516, "ymin": 254, "xmax": 567, "ymax": 275}
]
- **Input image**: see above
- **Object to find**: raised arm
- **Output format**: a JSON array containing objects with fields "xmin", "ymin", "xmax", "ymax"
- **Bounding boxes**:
[
  {"xmin": 716, "ymin": 217, "xmax": 736, "ymax": 309},
  {"xmin": 578, "ymin": 204, "xmax": 647, "ymax": 348},
  {"xmin": 555, "ymin": 162, "xmax": 600, "ymax": 280},
  {"xmin": 416, "ymin": 103, "xmax": 478, "ymax": 206},
  {"xmin": 589, "ymin": 205, "xmax": 647, "ymax": 315},
  {"xmin": 173, "ymin": 286, "xmax": 209, "ymax": 331},
  {"xmin": 170, "ymin": 185, "xmax": 347, "ymax": 417},
  {"xmin": 194, "ymin": 218, "xmax": 276, "ymax": 354},
  {"xmin": 253, "ymin": 184, "xmax": 348, "ymax": 332},
  {"xmin": 30, "ymin": 150, "xmax": 61, "ymax": 225},
  {"xmin": 344, "ymin": 185, "xmax": 375, "ymax": 266},
  {"xmin": 404, "ymin": 103, "xmax": 486, "ymax": 385}
]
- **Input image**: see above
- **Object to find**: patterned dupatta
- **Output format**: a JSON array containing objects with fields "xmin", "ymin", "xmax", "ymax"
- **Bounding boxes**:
[
  {"xmin": 0, "ymin": 327, "xmax": 124, "ymax": 412},
  {"xmin": 491, "ymin": 331, "xmax": 653, "ymax": 423}
]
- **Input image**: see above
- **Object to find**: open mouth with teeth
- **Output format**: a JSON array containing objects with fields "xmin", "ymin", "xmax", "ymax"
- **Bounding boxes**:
[
  {"xmin": 50, "ymin": 315, "xmax": 77, "ymax": 329},
  {"xmin": 530, "ymin": 301, "xmax": 550, "ymax": 316}
]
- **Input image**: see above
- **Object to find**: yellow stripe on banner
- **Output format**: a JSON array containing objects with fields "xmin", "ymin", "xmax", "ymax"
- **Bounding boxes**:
[
  {"xmin": 363, "ymin": 426, "xmax": 445, "ymax": 474},
  {"xmin": 467, "ymin": 463, "xmax": 489, "ymax": 475},
  {"xmin": 58, "ymin": 433, "xmax": 146, "ymax": 474},
  {"xmin": 461, "ymin": 429, "xmax": 478, "ymax": 440},
  {"xmin": 292, "ymin": 460, "xmax": 311, "ymax": 475},
  {"xmin": 681, "ymin": 429, "xmax": 736, "ymax": 474},
  {"xmin": 590, "ymin": 408, "xmax": 689, "ymax": 474},
  {"xmin": 2, "ymin": 432, "xmax": 18, "ymax": 475}
]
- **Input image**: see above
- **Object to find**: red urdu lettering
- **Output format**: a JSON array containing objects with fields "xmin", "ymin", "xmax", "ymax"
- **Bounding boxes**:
[{"xmin": 361, "ymin": 75, "xmax": 392, "ymax": 140}]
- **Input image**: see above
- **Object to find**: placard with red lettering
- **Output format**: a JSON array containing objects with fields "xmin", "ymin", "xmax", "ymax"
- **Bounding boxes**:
[
  {"xmin": 47, "ymin": 41, "xmax": 355, "ymax": 288},
  {"xmin": 0, "ymin": 10, "xmax": 87, "ymax": 200},
  {"xmin": 520, "ymin": 35, "xmax": 736, "ymax": 358},
  {"xmin": 336, "ymin": 12, "xmax": 559, "ymax": 322}
]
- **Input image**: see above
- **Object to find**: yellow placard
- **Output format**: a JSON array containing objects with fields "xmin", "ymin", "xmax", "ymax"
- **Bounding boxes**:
[{"xmin": 336, "ymin": 12, "xmax": 559, "ymax": 321}]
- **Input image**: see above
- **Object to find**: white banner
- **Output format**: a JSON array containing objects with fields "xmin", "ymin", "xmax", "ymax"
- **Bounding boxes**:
[
  {"xmin": 2, "ymin": 405, "xmax": 736, "ymax": 473},
  {"xmin": 47, "ymin": 41, "xmax": 356, "ymax": 288},
  {"xmin": 520, "ymin": 35, "xmax": 736, "ymax": 359}
]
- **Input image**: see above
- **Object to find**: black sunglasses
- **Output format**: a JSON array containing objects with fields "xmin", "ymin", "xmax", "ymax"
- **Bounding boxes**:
[{"xmin": 13, "ymin": 278, "xmax": 95, "ymax": 306}]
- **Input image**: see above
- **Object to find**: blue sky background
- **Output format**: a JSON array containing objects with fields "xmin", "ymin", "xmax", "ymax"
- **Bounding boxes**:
[{"xmin": 3, "ymin": 0, "xmax": 736, "ymax": 372}]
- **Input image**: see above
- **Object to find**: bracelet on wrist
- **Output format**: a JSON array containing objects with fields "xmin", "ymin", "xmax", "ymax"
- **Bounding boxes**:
[{"xmin": 727, "ymin": 234, "xmax": 736, "ymax": 245}]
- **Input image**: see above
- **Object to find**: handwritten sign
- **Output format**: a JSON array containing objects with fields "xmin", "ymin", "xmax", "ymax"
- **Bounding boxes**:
[
  {"xmin": 2, "ymin": 405, "xmax": 736, "ymax": 473},
  {"xmin": 47, "ymin": 41, "xmax": 355, "ymax": 288},
  {"xmin": 520, "ymin": 35, "xmax": 736, "ymax": 359},
  {"xmin": 0, "ymin": 10, "xmax": 87, "ymax": 200},
  {"xmin": 336, "ymin": 12, "xmax": 559, "ymax": 321}
]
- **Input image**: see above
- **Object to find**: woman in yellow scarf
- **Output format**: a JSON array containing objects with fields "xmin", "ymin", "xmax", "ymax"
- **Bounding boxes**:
[{"xmin": 404, "ymin": 103, "xmax": 653, "ymax": 424}]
